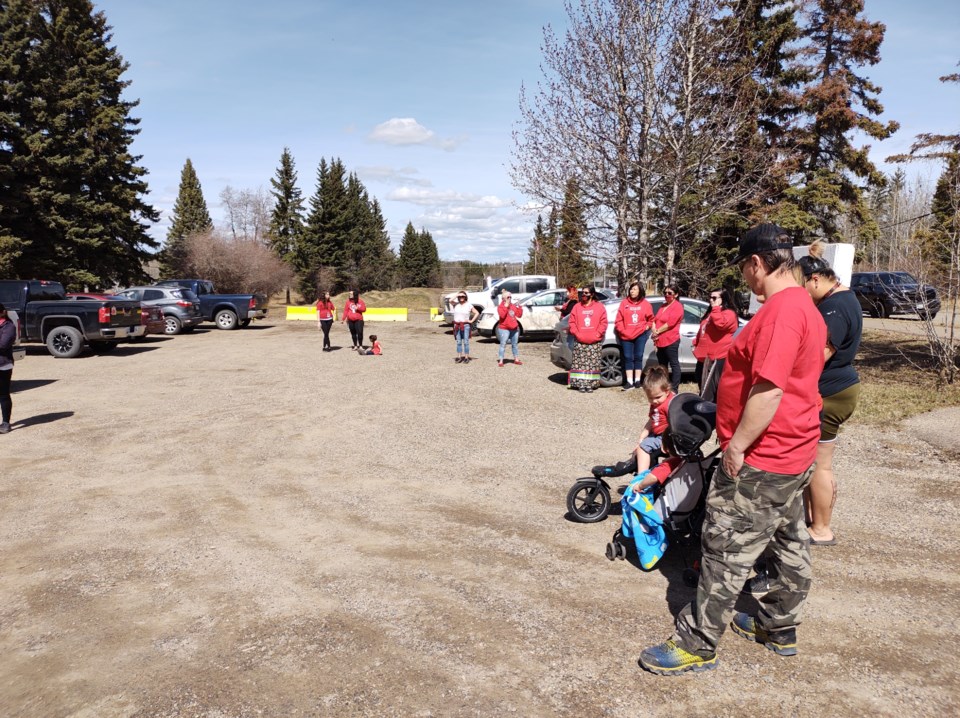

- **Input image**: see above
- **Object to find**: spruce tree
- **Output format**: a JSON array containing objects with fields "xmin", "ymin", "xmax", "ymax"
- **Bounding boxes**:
[
  {"xmin": 789, "ymin": 0, "xmax": 898, "ymax": 241},
  {"xmin": 556, "ymin": 179, "xmax": 592, "ymax": 287},
  {"xmin": 267, "ymin": 147, "xmax": 304, "ymax": 265},
  {"xmin": 162, "ymin": 158, "xmax": 212, "ymax": 278},
  {"xmin": 524, "ymin": 214, "xmax": 557, "ymax": 276},
  {"xmin": 397, "ymin": 223, "xmax": 439, "ymax": 287},
  {"xmin": 0, "ymin": 0, "xmax": 159, "ymax": 288}
]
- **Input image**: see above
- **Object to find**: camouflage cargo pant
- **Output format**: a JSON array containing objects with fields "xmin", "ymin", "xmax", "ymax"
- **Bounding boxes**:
[{"xmin": 673, "ymin": 460, "xmax": 814, "ymax": 655}]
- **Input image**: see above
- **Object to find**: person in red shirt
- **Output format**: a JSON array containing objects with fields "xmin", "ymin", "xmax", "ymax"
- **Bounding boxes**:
[
  {"xmin": 568, "ymin": 287, "xmax": 608, "ymax": 392},
  {"xmin": 652, "ymin": 285, "xmax": 683, "ymax": 392},
  {"xmin": 692, "ymin": 288, "xmax": 738, "ymax": 401},
  {"xmin": 315, "ymin": 290, "xmax": 336, "ymax": 352},
  {"xmin": 615, "ymin": 281, "xmax": 655, "ymax": 391},
  {"xmin": 641, "ymin": 223, "xmax": 826, "ymax": 677},
  {"xmin": 496, "ymin": 291, "xmax": 524, "ymax": 366},
  {"xmin": 341, "ymin": 290, "xmax": 367, "ymax": 351},
  {"xmin": 360, "ymin": 335, "xmax": 382, "ymax": 356},
  {"xmin": 633, "ymin": 366, "xmax": 674, "ymax": 474}
]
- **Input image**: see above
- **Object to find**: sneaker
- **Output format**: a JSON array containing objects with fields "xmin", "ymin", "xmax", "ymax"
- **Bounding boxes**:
[
  {"xmin": 742, "ymin": 570, "xmax": 769, "ymax": 595},
  {"xmin": 463, "ymin": 357, "xmax": 471, "ymax": 364},
  {"xmin": 730, "ymin": 613, "xmax": 797, "ymax": 656},
  {"xmin": 498, "ymin": 360, "xmax": 504, "ymax": 367},
  {"xmin": 634, "ymin": 381, "xmax": 643, "ymax": 389},
  {"xmin": 514, "ymin": 359, "xmax": 523, "ymax": 366},
  {"xmin": 455, "ymin": 357, "xmax": 463, "ymax": 363},
  {"xmin": 0, "ymin": 422, "xmax": 10, "ymax": 434},
  {"xmin": 622, "ymin": 384, "xmax": 634, "ymax": 392},
  {"xmin": 638, "ymin": 640, "xmax": 717, "ymax": 676}
]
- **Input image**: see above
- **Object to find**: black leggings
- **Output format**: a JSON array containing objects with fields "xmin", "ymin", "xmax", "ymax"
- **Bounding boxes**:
[
  {"xmin": 319, "ymin": 319, "xmax": 333, "ymax": 349},
  {"xmin": 347, "ymin": 319, "xmax": 364, "ymax": 348},
  {"xmin": 656, "ymin": 341, "xmax": 681, "ymax": 392},
  {"xmin": 0, "ymin": 368, "xmax": 11, "ymax": 423}
]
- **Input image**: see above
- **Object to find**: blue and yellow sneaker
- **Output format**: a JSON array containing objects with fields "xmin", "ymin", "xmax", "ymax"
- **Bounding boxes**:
[
  {"xmin": 638, "ymin": 640, "xmax": 717, "ymax": 675},
  {"xmin": 730, "ymin": 613, "xmax": 797, "ymax": 656}
]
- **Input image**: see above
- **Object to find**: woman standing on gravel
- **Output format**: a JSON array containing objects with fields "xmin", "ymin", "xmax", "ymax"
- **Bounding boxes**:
[
  {"xmin": 692, "ymin": 288, "xmax": 738, "ymax": 402},
  {"xmin": 316, "ymin": 291, "xmax": 336, "ymax": 352},
  {"xmin": 496, "ymin": 291, "xmax": 523, "ymax": 367},
  {"xmin": 0, "ymin": 303, "xmax": 16, "ymax": 434},
  {"xmin": 799, "ymin": 243, "xmax": 862, "ymax": 546},
  {"xmin": 451, "ymin": 291, "xmax": 480, "ymax": 363},
  {"xmin": 615, "ymin": 281, "xmax": 654, "ymax": 391},
  {"xmin": 568, "ymin": 288, "xmax": 608, "ymax": 393},
  {"xmin": 341, "ymin": 290, "xmax": 367, "ymax": 351},
  {"xmin": 652, "ymin": 285, "xmax": 683, "ymax": 392}
]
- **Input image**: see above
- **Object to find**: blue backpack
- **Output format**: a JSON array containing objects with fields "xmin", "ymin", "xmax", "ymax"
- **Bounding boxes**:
[{"xmin": 621, "ymin": 473, "xmax": 668, "ymax": 570}]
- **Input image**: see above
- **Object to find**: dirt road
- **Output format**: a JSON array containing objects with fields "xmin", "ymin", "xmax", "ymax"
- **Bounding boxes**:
[{"xmin": 2, "ymin": 319, "xmax": 958, "ymax": 717}]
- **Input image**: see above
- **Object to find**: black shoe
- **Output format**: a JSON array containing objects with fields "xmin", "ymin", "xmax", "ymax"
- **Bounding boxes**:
[
  {"xmin": 592, "ymin": 457, "xmax": 639, "ymax": 479},
  {"xmin": 731, "ymin": 613, "xmax": 797, "ymax": 656},
  {"xmin": 455, "ymin": 357, "xmax": 463, "ymax": 363},
  {"xmin": 0, "ymin": 422, "xmax": 10, "ymax": 434},
  {"xmin": 742, "ymin": 570, "xmax": 770, "ymax": 595}
]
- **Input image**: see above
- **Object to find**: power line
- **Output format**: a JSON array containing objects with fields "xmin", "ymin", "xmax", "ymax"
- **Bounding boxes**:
[{"xmin": 877, "ymin": 212, "xmax": 933, "ymax": 231}]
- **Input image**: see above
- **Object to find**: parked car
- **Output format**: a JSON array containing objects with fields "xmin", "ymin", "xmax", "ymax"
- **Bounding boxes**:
[
  {"xmin": 850, "ymin": 271, "xmax": 941, "ymax": 320},
  {"xmin": 0, "ymin": 279, "xmax": 144, "ymax": 358},
  {"xmin": 113, "ymin": 286, "xmax": 203, "ymax": 335},
  {"xmin": 550, "ymin": 296, "xmax": 746, "ymax": 388},
  {"xmin": 67, "ymin": 293, "xmax": 166, "ymax": 338},
  {"xmin": 441, "ymin": 275, "xmax": 557, "ymax": 324},
  {"xmin": 154, "ymin": 279, "xmax": 268, "ymax": 330},
  {"xmin": 476, "ymin": 287, "xmax": 616, "ymax": 338}
]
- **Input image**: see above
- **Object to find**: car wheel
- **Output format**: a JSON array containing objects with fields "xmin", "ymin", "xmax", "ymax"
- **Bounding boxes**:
[
  {"xmin": 164, "ymin": 315, "xmax": 182, "ymax": 335},
  {"xmin": 45, "ymin": 326, "xmax": 85, "ymax": 358},
  {"xmin": 876, "ymin": 302, "xmax": 890, "ymax": 319},
  {"xmin": 598, "ymin": 346, "xmax": 624, "ymax": 388},
  {"xmin": 215, "ymin": 309, "xmax": 239, "ymax": 330}
]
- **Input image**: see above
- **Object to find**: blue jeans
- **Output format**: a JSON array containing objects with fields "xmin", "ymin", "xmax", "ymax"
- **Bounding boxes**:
[
  {"xmin": 497, "ymin": 327, "xmax": 519, "ymax": 360},
  {"xmin": 620, "ymin": 330, "xmax": 651, "ymax": 373},
  {"xmin": 455, "ymin": 324, "xmax": 471, "ymax": 354}
]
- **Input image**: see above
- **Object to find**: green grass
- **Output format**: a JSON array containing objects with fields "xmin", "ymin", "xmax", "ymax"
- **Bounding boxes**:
[{"xmin": 854, "ymin": 329, "xmax": 960, "ymax": 425}]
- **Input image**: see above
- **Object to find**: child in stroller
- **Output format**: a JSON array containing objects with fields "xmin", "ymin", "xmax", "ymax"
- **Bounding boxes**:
[{"xmin": 603, "ymin": 393, "xmax": 719, "ymax": 573}]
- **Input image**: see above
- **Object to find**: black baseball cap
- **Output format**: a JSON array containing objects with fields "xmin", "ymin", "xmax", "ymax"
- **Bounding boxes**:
[{"xmin": 727, "ymin": 223, "xmax": 793, "ymax": 267}]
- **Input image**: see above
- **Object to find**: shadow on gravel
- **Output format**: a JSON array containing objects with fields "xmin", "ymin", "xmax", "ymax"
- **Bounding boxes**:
[
  {"xmin": 548, "ymin": 372, "xmax": 569, "ymax": 386},
  {"xmin": 12, "ymin": 411, "xmax": 74, "ymax": 429},
  {"xmin": 11, "ymin": 378, "xmax": 57, "ymax": 393}
]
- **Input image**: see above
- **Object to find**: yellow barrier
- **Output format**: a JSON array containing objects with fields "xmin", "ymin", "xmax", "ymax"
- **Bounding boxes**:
[
  {"xmin": 430, "ymin": 308, "xmax": 445, "ymax": 322},
  {"xmin": 365, "ymin": 308, "xmax": 407, "ymax": 322},
  {"xmin": 286, "ymin": 306, "xmax": 407, "ymax": 321}
]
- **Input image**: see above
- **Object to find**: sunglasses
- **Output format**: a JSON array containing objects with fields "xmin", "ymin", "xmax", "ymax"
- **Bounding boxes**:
[
  {"xmin": 710, "ymin": 295, "xmax": 722, "ymax": 301},
  {"xmin": 457, "ymin": 296, "xmax": 467, "ymax": 300},
  {"xmin": 664, "ymin": 292, "xmax": 675, "ymax": 297}
]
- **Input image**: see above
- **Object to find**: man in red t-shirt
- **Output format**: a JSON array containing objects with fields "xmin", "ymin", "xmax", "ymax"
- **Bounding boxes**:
[{"xmin": 640, "ymin": 223, "xmax": 826, "ymax": 677}]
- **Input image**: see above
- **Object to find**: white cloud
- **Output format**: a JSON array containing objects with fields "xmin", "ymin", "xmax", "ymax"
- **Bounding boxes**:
[
  {"xmin": 367, "ymin": 118, "xmax": 465, "ymax": 151},
  {"xmin": 356, "ymin": 165, "xmax": 432, "ymax": 187}
]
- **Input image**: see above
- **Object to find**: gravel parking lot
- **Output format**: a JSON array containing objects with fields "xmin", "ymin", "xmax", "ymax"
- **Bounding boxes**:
[{"xmin": 2, "ymin": 319, "xmax": 959, "ymax": 716}]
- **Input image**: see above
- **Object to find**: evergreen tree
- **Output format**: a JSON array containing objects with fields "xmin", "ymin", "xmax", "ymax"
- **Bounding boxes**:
[
  {"xmin": 267, "ymin": 148, "xmax": 304, "ymax": 302},
  {"xmin": 397, "ymin": 222, "xmax": 440, "ymax": 287},
  {"xmin": 267, "ymin": 147, "xmax": 304, "ymax": 264},
  {"xmin": 556, "ymin": 179, "xmax": 592, "ymax": 287},
  {"xmin": 787, "ymin": 0, "xmax": 898, "ymax": 241},
  {"xmin": 0, "ymin": 0, "xmax": 158, "ymax": 288},
  {"xmin": 162, "ymin": 158, "xmax": 212, "ymax": 277},
  {"xmin": 524, "ymin": 213, "xmax": 557, "ymax": 276},
  {"xmin": 359, "ymin": 198, "xmax": 396, "ymax": 290}
]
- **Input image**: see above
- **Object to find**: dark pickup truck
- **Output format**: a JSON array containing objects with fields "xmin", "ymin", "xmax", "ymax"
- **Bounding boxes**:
[
  {"xmin": 850, "ymin": 271, "xmax": 941, "ymax": 320},
  {"xmin": 155, "ymin": 279, "xmax": 268, "ymax": 330},
  {"xmin": 0, "ymin": 279, "xmax": 144, "ymax": 357}
]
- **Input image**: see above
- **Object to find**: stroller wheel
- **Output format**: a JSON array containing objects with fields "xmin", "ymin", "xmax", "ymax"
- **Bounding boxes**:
[
  {"xmin": 605, "ymin": 542, "xmax": 617, "ymax": 561},
  {"xmin": 566, "ymin": 480, "xmax": 612, "ymax": 523},
  {"xmin": 615, "ymin": 542, "xmax": 628, "ymax": 560},
  {"xmin": 682, "ymin": 568, "xmax": 699, "ymax": 588}
]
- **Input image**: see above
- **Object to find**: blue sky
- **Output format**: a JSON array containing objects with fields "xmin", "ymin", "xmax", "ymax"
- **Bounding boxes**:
[{"xmin": 93, "ymin": 0, "xmax": 959, "ymax": 262}]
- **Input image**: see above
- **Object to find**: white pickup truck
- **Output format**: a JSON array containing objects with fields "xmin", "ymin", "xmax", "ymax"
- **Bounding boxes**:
[{"xmin": 441, "ymin": 275, "xmax": 557, "ymax": 324}]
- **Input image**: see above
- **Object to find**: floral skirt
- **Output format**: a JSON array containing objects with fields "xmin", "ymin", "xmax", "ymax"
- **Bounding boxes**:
[{"xmin": 569, "ymin": 341, "xmax": 602, "ymax": 389}]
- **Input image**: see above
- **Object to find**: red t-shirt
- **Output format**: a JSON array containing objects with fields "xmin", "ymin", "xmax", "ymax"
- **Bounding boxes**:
[
  {"xmin": 653, "ymin": 298, "xmax": 683, "ymax": 347},
  {"xmin": 371, "ymin": 340, "xmax": 382, "ymax": 355},
  {"xmin": 569, "ymin": 301, "xmax": 608, "ymax": 344},
  {"xmin": 497, "ymin": 302, "xmax": 523, "ymax": 330},
  {"xmin": 343, "ymin": 299, "xmax": 366, "ymax": 321},
  {"xmin": 716, "ymin": 286, "xmax": 826, "ymax": 474},
  {"xmin": 692, "ymin": 307, "xmax": 738, "ymax": 360},
  {"xmin": 650, "ymin": 456, "xmax": 684, "ymax": 484},
  {"xmin": 316, "ymin": 300, "xmax": 335, "ymax": 320},
  {"xmin": 648, "ymin": 391, "xmax": 674, "ymax": 436},
  {"xmin": 615, "ymin": 298, "xmax": 654, "ymax": 340}
]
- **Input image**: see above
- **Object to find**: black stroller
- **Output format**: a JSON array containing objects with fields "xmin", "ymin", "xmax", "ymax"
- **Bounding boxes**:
[{"xmin": 603, "ymin": 394, "xmax": 720, "ymax": 580}]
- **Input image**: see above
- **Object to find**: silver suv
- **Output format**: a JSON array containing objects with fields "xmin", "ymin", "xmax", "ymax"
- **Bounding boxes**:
[{"xmin": 114, "ymin": 286, "xmax": 202, "ymax": 335}]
